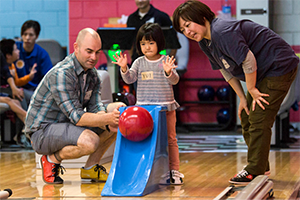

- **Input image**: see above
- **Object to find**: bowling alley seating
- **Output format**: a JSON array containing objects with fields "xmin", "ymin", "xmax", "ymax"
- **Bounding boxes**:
[
  {"xmin": 36, "ymin": 39, "xmax": 66, "ymax": 66},
  {"xmin": 0, "ymin": 103, "xmax": 10, "ymax": 147},
  {"xmin": 35, "ymin": 70, "xmax": 114, "ymax": 168},
  {"xmin": 272, "ymin": 65, "xmax": 300, "ymax": 147},
  {"xmin": 0, "ymin": 96, "xmax": 23, "ymax": 147}
]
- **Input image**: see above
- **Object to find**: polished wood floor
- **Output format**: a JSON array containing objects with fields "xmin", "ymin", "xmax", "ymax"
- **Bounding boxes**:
[{"xmin": 0, "ymin": 139, "xmax": 300, "ymax": 200}]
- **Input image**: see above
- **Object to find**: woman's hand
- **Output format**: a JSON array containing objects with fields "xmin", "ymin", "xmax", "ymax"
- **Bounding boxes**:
[
  {"xmin": 248, "ymin": 87, "xmax": 269, "ymax": 111},
  {"xmin": 238, "ymin": 97, "xmax": 249, "ymax": 120}
]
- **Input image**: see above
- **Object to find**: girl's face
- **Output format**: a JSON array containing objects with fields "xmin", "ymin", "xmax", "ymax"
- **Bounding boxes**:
[
  {"xmin": 140, "ymin": 37, "xmax": 161, "ymax": 60},
  {"xmin": 179, "ymin": 17, "xmax": 210, "ymax": 42}
]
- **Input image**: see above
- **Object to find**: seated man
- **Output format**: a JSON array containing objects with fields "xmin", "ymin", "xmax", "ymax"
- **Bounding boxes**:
[
  {"xmin": 24, "ymin": 28, "xmax": 126, "ymax": 184},
  {"xmin": 15, "ymin": 20, "xmax": 53, "ymax": 109}
]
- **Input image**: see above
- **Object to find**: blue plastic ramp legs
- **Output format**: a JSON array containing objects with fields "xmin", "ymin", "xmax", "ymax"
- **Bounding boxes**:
[{"xmin": 101, "ymin": 105, "xmax": 169, "ymax": 196}]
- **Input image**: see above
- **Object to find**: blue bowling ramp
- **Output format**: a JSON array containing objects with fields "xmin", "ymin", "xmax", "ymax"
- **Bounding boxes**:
[{"xmin": 101, "ymin": 105, "xmax": 169, "ymax": 196}]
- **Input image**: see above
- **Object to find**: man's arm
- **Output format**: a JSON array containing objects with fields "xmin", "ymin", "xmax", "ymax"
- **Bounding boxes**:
[
  {"xmin": 77, "ymin": 102, "xmax": 125, "ymax": 131},
  {"xmin": 76, "ymin": 112, "xmax": 111, "ymax": 128}
]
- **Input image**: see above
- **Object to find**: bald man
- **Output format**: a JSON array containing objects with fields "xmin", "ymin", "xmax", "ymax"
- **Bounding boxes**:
[{"xmin": 24, "ymin": 28, "xmax": 126, "ymax": 184}]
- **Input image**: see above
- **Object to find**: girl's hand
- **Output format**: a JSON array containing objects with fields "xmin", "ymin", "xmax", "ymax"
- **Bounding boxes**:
[
  {"xmin": 248, "ymin": 87, "xmax": 269, "ymax": 111},
  {"xmin": 112, "ymin": 51, "xmax": 128, "ymax": 72},
  {"xmin": 162, "ymin": 55, "xmax": 177, "ymax": 75}
]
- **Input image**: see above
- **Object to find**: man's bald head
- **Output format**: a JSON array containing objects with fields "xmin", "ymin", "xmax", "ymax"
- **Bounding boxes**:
[
  {"xmin": 74, "ymin": 28, "xmax": 102, "ymax": 71},
  {"xmin": 76, "ymin": 28, "xmax": 101, "ymax": 47}
]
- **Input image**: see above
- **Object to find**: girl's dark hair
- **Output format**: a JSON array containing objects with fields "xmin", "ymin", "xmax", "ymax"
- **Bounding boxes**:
[
  {"xmin": 172, "ymin": 0, "xmax": 215, "ymax": 33},
  {"xmin": 21, "ymin": 20, "xmax": 41, "ymax": 37},
  {"xmin": 0, "ymin": 39, "xmax": 15, "ymax": 56},
  {"xmin": 136, "ymin": 23, "xmax": 165, "ymax": 56}
]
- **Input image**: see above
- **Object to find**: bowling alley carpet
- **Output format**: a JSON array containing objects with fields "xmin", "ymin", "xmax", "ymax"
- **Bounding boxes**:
[
  {"xmin": 177, "ymin": 131, "xmax": 300, "ymax": 153},
  {"xmin": 1, "ymin": 130, "xmax": 300, "ymax": 153}
]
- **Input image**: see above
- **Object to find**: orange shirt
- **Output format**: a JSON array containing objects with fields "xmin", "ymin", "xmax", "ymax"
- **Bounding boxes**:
[{"xmin": 9, "ymin": 63, "xmax": 31, "ymax": 87}]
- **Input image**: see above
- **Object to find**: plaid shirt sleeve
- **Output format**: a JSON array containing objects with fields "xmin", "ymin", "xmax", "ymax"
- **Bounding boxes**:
[{"xmin": 48, "ymin": 68, "xmax": 85, "ymax": 124}]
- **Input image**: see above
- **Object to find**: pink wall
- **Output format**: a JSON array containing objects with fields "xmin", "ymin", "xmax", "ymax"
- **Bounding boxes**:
[
  {"xmin": 69, "ymin": 0, "xmax": 236, "ymax": 124},
  {"xmin": 68, "ymin": 0, "xmax": 299, "ymax": 125},
  {"xmin": 69, "ymin": 0, "xmax": 236, "ymax": 67}
]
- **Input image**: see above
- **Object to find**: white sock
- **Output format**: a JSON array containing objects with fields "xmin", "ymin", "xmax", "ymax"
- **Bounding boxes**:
[
  {"xmin": 47, "ymin": 155, "xmax": 59, "ymax": 164},
  {"xmin": 84, "ymin": 164, "xmax": 97, "ymax": 170}
]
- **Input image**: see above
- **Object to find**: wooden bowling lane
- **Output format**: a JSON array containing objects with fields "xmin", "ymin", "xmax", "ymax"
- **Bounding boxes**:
[{"xmin": 0, "ymin": 151, "xmax": 299, "ymax": 199}]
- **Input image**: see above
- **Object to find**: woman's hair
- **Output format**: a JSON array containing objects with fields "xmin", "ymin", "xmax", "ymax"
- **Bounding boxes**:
[
  {"xmin": 136, "ymin": 23, "xmax": 165, "ymax": 56},
  {"xmin": 21, "ymin": 20, "xmax": 41, "ymax": 37},
  {"xmin": 172, "ymin": 0, "xmax": 215, "ymax": 33},
  {"xmin": 0, "ymin": 39, "xmax": 15, "ymax": 56}
]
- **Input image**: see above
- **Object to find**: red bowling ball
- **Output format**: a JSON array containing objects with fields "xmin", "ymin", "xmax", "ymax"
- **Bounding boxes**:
[{"xmin": 119, "ymin": 106, "xmax": 154, "ymax": 142}]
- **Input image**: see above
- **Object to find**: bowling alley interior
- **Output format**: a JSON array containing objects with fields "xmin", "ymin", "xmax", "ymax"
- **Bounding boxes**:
[{"xmin": 1, "ymin": 0, "xmax": 300, "ymax": 199}]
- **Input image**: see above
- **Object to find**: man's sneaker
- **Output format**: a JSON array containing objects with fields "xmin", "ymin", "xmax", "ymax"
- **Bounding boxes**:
[
  {"xmin": 80, "ymin": 164, "xmax": 108, "ymax": 182},
  {"xmin": 159, "ymin": 170, "xmax": 184, "ymax": 185},
  {"xmin": 229, "ymin": 169, "xmax": 256, "ymax": 185},
  {"xmin": 40, "ymin": 155, "xmax": 65, "ymax": 184}
]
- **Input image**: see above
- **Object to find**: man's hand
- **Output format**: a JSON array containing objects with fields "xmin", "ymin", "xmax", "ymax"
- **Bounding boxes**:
[
  {"xmin": 29, "ymin": 63, "xmax": 37, "ymax": 80},
  {"xmin": 107, "ymin": 103, "xmax": 126, "ymax": 132}
]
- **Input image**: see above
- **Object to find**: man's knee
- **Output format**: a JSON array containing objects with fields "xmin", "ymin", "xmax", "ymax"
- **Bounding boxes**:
[{"xmin": 77, "ymin": 129, "xmax": 100, "ymax": 153}]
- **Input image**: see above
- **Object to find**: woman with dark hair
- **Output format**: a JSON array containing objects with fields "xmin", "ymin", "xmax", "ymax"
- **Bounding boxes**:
[{"xmin": 172, "ymin": 0, "xmax": 299, "ymax": 185}]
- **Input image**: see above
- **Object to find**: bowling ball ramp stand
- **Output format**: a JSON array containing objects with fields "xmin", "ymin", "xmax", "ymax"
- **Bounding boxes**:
[
  {"xmin": 101, "ymin": 105, "xmax": 169, "ymax": 196},
  {"xmin": 214, "ymin": 175, "xmax": 274, "ymax": 200}
]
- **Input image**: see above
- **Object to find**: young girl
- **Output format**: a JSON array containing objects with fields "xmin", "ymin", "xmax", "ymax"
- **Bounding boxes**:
[{"xmin": 112, "ymin": 22, "xmax": 184, "ymax": 185}]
